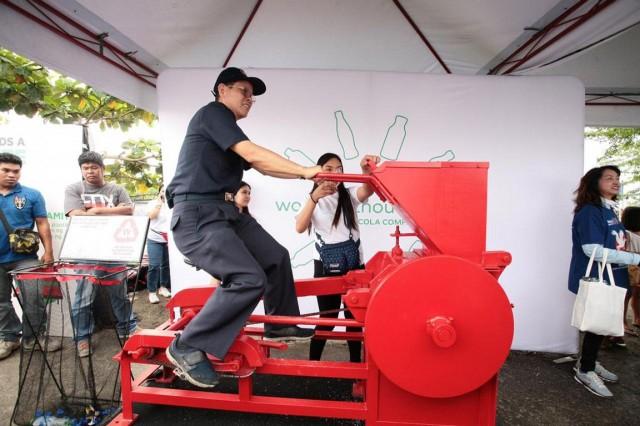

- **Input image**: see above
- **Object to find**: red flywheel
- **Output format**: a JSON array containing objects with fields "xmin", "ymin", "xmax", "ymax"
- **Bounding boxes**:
[{"xmin": 365, "ymin": 255, "xmax": 513, "ymax": 398}]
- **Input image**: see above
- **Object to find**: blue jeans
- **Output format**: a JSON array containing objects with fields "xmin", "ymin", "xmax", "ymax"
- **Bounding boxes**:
[
  {"xmin": 0, "ymin": 257, "xmax": 44, "ymax": 342},
  {"xmin": 70, "ymin": 266, "xmax": 137, "ymax": 341},
  {"xmin": 146, "ymin": 239, "xmax": 170, "ymax": 293}
]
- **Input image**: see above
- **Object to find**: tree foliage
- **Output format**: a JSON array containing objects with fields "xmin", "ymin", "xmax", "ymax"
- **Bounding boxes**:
[
  {"xmin": 0, "ymin": 47, "xmax": 162, "ymax": 198},
  {"xmin": 587, "ymin": 127, "xmax": 640, "ymax": 205},
  {"xmin": 0, "ymin": 47, "xmax": 155, "ymax": 130},
  {"xmin": 104, "ymin": 138, "xmax": 163, "ymax": 200}
]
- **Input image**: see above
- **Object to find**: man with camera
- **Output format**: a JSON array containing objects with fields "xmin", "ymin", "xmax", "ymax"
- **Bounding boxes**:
[{"xmin": 0, "ymin": 152, "xmax": 55, "ymax": 360}]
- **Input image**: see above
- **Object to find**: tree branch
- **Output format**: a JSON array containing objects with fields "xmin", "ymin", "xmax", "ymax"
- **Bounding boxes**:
[{"xmin": 103, "ymin": 153, "xmax": 161, "ymax": 163}]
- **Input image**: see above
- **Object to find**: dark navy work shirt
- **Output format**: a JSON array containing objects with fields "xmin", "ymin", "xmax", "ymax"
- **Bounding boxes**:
[{"xmin": 167, "ymin": 102, "xmax": 251, "ymax": 198}]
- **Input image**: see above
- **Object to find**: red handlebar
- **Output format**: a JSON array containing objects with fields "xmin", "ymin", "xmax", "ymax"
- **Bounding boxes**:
[
  {"xmin": 315, "ymin": 172, "xmax": 373, "ymax": 184},
  {"xmin": 315, "ymin": 158, "xmax": 377, "ymax": 183}
]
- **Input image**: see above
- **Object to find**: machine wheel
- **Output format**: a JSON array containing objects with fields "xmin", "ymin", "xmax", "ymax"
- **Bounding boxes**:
[{"xmin": 365, "ymin": 255, "xmax": 513, "ymax": 398}]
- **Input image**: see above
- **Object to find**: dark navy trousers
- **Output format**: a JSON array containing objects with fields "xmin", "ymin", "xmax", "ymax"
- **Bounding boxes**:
[{"xmin": 171, "ymin": 200, "xmax": 300, "ymax": 359}]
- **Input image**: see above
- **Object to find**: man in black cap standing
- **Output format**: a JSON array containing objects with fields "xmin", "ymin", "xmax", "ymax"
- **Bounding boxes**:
[{"xmin": 165, "ymin": 67, "xmax": 321, "ymax": 388}]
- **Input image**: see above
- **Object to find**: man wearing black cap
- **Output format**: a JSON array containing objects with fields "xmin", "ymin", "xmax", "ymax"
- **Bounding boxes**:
[{"xmin": 165, "ymin": 67, "xmax": 321, "ymax": 388}]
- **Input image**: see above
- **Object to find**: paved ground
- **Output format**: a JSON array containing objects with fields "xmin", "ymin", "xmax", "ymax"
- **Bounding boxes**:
[{"xmin": 2, "ymin": 291, "xmax": 639, "ymax": 425}]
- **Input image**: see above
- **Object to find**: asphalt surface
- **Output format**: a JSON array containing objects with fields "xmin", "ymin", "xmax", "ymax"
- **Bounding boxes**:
[{"xmin": 2, "ymin": 291, "xmax": 640, "ymax": 425}]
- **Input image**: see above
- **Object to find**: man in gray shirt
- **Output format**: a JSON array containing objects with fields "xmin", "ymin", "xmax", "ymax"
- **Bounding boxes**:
[{"xmin": 64, "ymin": 151, "xmax": 137, "ymax": 357}]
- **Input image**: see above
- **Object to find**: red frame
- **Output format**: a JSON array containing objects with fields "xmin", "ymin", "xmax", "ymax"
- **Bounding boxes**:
[{"xmin": 111, "ymin": 162, "xmax": 512, "ymax": 425}]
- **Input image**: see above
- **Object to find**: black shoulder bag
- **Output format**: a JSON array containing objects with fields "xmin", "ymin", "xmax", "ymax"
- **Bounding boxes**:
[
  {"xmin": 315, "ymin": 232, "xmax": 360, "ymax": 275},
  {"xmin": 0, "ymin": 208, "xmax": 40, "ymax": 255}
]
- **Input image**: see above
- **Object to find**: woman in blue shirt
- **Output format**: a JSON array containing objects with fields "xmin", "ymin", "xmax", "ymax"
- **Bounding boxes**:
[{"xmin": 569, "ymin": 165, "xmax": 640, "ymax": 398}]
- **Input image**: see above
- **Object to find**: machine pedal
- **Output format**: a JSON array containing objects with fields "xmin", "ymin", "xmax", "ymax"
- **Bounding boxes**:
[{"xmin": 219, "ymin": 368, "xmax": 256, "ymax": 379}]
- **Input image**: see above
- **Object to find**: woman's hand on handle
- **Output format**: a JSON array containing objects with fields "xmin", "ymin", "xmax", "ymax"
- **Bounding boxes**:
[
  {"xmin": 311, "ymin": 180, "xmax": 337, "ymax": 201},
  {"xmin": 360, "ymin": 155, "xmax": 380, "ymax": 175},
  {"xmin": 357, "ymin": 154, "xmax": 380, "ymax": 202}
]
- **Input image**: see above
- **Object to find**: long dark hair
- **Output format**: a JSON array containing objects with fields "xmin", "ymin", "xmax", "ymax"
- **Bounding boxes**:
[
  {"xmin": 308, "ymin": 153, "xmax": 358, "ymax": 233},
  {"xmin": 573, "ymin": 165, "xmax": 620, "ymax": 213},
  {"xmin": 234, "ymin": 181, "xmax": 251, "ymax": 215},
  {"xmin": 622, "ymin": 206, "xmax": 640, "ymax": 232}
]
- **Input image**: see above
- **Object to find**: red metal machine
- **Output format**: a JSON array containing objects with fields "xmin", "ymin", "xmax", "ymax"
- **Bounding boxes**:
[{"xmin": 110, "ymin": 161, "xmax": 513, "ymax": 425}]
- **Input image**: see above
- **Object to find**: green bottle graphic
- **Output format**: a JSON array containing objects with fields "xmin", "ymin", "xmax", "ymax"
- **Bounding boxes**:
[
  {"xmin": 334, "ymin": 110, "xmax": 359, "ymax": 160},
  {"xmin": 291, "ymin": 240, "xmax": 315, "ymax": 268},
  {"xmin": 429, "ymin": 149, "xmax": 455, "ymax": 162},
  {"xmin": 284, "ymin": 148, "xmax": 315, "ymax": 166},
  {"xmin": 380, "ymin": 115, "xmax": 408, "ymax": 160}
]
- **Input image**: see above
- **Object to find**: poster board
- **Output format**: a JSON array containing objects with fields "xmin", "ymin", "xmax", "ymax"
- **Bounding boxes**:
[{"xmin": 59, "ymin": 216, "xmax": 149, "ymax": 263}]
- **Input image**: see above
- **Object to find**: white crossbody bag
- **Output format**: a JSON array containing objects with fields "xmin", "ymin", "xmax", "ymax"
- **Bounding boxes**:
[{"xmin": 571, "ymin": 248, "xmax": 627, "ymax": 336}]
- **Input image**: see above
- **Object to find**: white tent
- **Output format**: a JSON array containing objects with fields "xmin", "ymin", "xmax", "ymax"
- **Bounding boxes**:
[
  {"xmin": 1, "ymin": 0, "xmax": 639, "ymax": 125},
  {"xmin": 1, "ymin": 0, "xmax": 639, "ymax": 353}
]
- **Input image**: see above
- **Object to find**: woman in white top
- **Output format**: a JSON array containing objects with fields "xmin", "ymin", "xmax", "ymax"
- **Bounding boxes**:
[
  {"xmin": 147, "ymin": 186, "xmax": 172, "ymax": 303},
  {"xmin": 295, "ymin": 153, "xmax": 379, "ymax": 362}
]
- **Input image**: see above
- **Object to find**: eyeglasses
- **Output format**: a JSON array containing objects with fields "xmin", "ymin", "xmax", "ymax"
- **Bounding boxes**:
[
  {"xmin": 322, "ymin": 166, "xmax": 343, "ymax": 173},
  {"xmin": 228, "ymin": 85, "xmax": 256, "ymax": 102}
]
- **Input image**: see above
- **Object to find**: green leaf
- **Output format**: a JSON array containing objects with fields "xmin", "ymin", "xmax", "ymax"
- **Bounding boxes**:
[
  {"xmin": 588, "ymin": 127, "xmax": 640, "ymax": 205},
  {"xmin": 0, "ymin": 48, "xmax": 156, "ymax": 129}
]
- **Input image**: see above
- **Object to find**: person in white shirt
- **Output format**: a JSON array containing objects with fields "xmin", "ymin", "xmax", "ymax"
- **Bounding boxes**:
[
  {"xmin": 147, "ymin": 186, "xmax": 172, "ymax": 303},
  {"xmin": 295, "ymin": 153, "xmax": 379, "ymax": 362}
]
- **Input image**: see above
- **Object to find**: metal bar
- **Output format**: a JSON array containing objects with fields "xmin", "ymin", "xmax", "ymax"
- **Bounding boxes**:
[
  {"xmin": 129, "ymin": 388, "xmax": 367, "ymax": 420},
  {"xmin": 258, "ymin": 358, "xmax": 368, "ymax": 379},
  {"xmin": 585, "ymin": 94, "xmax": 610, "ymax": 102},
  {"xmin": 249, "ymin": 314, "xmax": 362, "ymax": 328},
  {"xmin": 243, "ymin": 328, "xmax": 364, "ymax": 342},
  {"xmin": 501, "ymin": 0, "xmax": 616, "ymax": 74},
  {"xmin": 28, "ymin": 0, "xmax": 158, "ymax": 76},
  {"xmin": 118, "ymin": 350, "xmax": 136, "ymax": 422},
  {"xmin": 392, "ymin": 0, "xmax": 451, "ymax": 74},
  {"xmin": 238, "ymin": 375, "xmax": 253, "ymax": 401},
  {"xmin": 122, "ymin": 325, "xmax": 362, "ymax": 356},
  {"xmin": 586, "ymin": 102, "xmax": 640, "ymax": 106},
  {"xmin": 313, "ymin": 330, "xmax": 364, "ymax": 341},
  {"xmin": 609, "ymin": 95, "xmax": 640, "ymax": 103},
  {"xmin": 295, "ymin": 276, "xmax": 349, "ymax": 297},
  {"xmin": 489, "ymin": 0, "xmax": 590, "ymax": 75},
  {"xmin": 316, "ymin": 172, "xmax": 373, "ymax": 184},
  {"xmin": 2, "ymin": 0, "xmax": 156, "ymax": 87},
  {"xmin": 489, "ymin": 0, "xmax": 590, "ymax": 74},
  {"xmin": 542, "ymin": 21, "xmax": 640, "ymax": 69},
  {"xmin": 166, "ymin": 309, "xmax": 195, "ymax": 330},
  {"xmin": 223, "ymin": 0, "xmax": 263, "ymax": 67}
]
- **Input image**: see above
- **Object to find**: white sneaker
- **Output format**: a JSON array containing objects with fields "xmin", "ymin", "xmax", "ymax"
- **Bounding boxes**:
[
  {"xmin": 148, "ymin": 292, "xmax": 160, "ymax": 304},
  {"xmin": 573, "ymin": 360, "xmax": 619, "ymax": 383},
  {"xmin": 594, "ymin": 362, "xmax": 619, "ymax": 383},
  {"xmin": 0, "ymin": 340, "xmax": 20, "ymax": 360},
  {"xmin": 158, "ymin": 287, "xmax": 171, "ymax": 298},
  {"xmin": 574, "ymin": 370, "xmax": 613, "ymax": 397},
  {"xmin": 76, "ymin": 339, "xmax": 91, "ymax": 358}
]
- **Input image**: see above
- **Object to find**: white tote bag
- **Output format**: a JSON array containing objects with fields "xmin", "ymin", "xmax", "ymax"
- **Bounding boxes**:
[{"xmin": 571, "ymin": 248, "xmax": 627, "ymax": 336}]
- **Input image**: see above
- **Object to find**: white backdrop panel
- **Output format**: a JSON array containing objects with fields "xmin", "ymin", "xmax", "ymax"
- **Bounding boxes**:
[
  {"xmin": 1, "ymin": 113, "xmax": 81, "ymax": 256},
  {"xmin": 158, "ymin": 69, "xmax": 584, "ymax": 353}
]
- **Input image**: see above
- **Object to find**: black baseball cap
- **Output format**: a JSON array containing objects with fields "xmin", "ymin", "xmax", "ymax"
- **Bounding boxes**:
[{"xmin": 213, "ymin": 67, "xmax": 266, "ymax": 97}]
